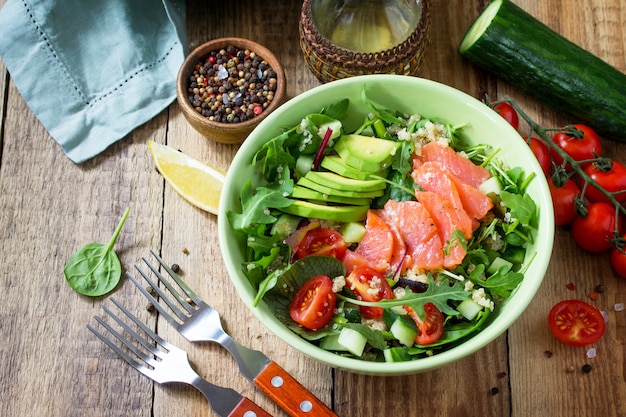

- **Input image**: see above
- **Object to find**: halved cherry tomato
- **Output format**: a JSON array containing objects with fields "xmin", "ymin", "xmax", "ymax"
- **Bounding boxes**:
[
  {"xmin": 296, "ymin": 227, "xmax": 347, "ymax": 260},
  {"xmin": 571, "ymin": 202, "xmax": 619, "ymax": 252},
  {"xmin": 344, "ymin": 266, "xmax": 393, "ymax": 318},
  {"xmin": 548, "ymin": 176, "xmax": 580, "ymax": 226},
  {"xmin": 527, "ymin": 137, "xmax": 551, "ymax": 176},
  {"xmin": 610, "ymin": 238, "xmax": 626, "ymax": 279},
  {"xmin": 584, "ymin": 160, "xmax": 626, "ymax": 205},
  {"xmin": 405, "ymin": 303, "xmax": 445, "ymax": 345},
  {"xmin": 548, "ymin": 299, "xmax": 606, "ymax": 347},
  {"xmin": 492, "ymin": 102, "xmax": 519, "ymax": 130},
  {"xmin": 551, "ymin": 124, "xmax": 602, "ymax": 170},
  {"xmin": 289, "ymin": 275, "xmax": 337, "ymax": 330}
]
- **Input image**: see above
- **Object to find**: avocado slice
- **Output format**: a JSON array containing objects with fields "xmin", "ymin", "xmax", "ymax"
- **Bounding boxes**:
[
  {"xmin": 334, "ymin": 134, "xmax": 401, "ymax": 172},
  {"xmin": 320, "ymin": 155, "xmax": 383, "ymax": 180},
  {"xmin": 303, "ymin": 171, "xmax": 386, "ymax": 192},
  {"xmin": 281, "ymin": 200, "xmax": 368, "ymax": 222},
  {"xmin": 291, "ymin": 186, "xmax": 372, "ymax": 206},
  {"xmin": 297, "ymin": 177, "xmax": 385, "ymax": 199}
]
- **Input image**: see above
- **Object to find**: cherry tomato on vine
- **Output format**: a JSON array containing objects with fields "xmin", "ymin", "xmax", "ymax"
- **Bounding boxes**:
[
  {"xmin": 405, "ymin": 303, "xmax": 445, "ymax": 345},
  {"xmin": 492, "ymin": 102, "xmax": 519, "ymax": 130},
  {"xmin": 295, "ymin": 227, "xmax": 347, "ymax": 260},
  {"xmin": 289, "ymin": 275, "xmax": 337, "ymax": 330},
  {"xmin": 551, "ymin": 124, "xmax": 602, "ymax": 170},
  {"xmin": 611, "ymin": 241, "xmax": 626, "ymax": 279},
  {"xmin": 548, "ymin": 299, "xmax": 606, "ymax": 347},
  {"xmin": 344, "ymin": 266, "xmax": 393, "ymax": 318},
  {"xmin": 527, "ymin": 137, "xmax": 552, "ymax": 176},
  {"xmin": 584, "ymin": 160, "xmax": 626, "ymax": 205},
  {"xmin": 571, "ymin": 202, "xmax": 619, "ymax": 252},
  {"xmin": 548, "ymin": 177, "xmax": 580, "ymax": 226}
]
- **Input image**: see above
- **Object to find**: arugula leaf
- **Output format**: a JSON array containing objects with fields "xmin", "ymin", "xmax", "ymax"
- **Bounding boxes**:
[
  {"xmin": 321, "ymin": 98, "xmax": 349, "ymax": 120},
  {"xmin": 361, "ymin": 87, "xmax": 406, "ymax": 126},
  {"xmin": 227, "ymin": 165, "xmax": 294, "ymax": 233},
  {"xmin": 64, "ymin": 207, "xmax": 130, "ymax": 297},
  {"xmin": 349, "ymin": 276, "xmax": 468, "ymax": 319},
  {"xmin": 468, "ymin": 263, "xmax": 523, "ymax": 298}
]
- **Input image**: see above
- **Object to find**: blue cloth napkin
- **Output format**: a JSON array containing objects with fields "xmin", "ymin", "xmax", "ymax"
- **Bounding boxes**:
[{"xmin": 0, "ymin": 0, "xmax": 188, "ymax": 163}]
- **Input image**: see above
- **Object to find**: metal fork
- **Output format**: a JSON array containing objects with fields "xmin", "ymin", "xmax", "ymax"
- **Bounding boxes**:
[
  {"xmin": 87, "ymin": 297, "xmax": 272, "ymax": 417},
  {"xmin": 126, "ymin": 250, "xmax": 338, "ymax": 417}
]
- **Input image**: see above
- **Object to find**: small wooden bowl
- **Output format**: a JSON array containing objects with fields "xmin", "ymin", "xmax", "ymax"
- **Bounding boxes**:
[{"xmin": 176, "ymin": 38, "xmax": 287, "ymax": 144}]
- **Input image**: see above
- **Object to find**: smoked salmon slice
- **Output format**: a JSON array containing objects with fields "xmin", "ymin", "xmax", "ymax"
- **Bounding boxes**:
[
  {"xmin": 415, "ymin": 191, "xmax": 467, "ymax": 269},
  {"xmin": 382, "ymin": 200, "xmax": 444, "ymax": 271},
  {"xmin": 417, "ymin": 142, "xmax": 491, "ymax": 188},
  {"xmin": 412, "ymin": 161, "xmax": 473, "ymax": 239},
  {"xmin": 355, "ymin": 210, "xmax": 395, "ymax": 272}
]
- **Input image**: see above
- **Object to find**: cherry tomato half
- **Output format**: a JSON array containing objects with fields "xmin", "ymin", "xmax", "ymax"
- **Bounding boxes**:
[
  {"xmin": 584, "ymin": 160, "xmax": 626, "ymax": 205},
  {"xmin": 296, "ymin": 227, "xmax": 347, "ymax": 260},
  {"xmin": 571, "ymin": 202, "xmax": 619, "ymax": 253},
  {"xmin": 405, "ymin": 303, "xmax": 445, "ymax": 345},
  {"xmin": 548, "ymin": 177, "xmax": 580, "ymax": 226},
  {"xmin": 289, "ymin": 275, "xmax": 337, "ymax": 330},
  {"xmin": 551, "ymin": 124, "xmax": 602, "ymax": 170},
  {"xmin": 527, "ymin": 137, "xmax": 552, "ymax": 177},
  {"xmin": 344, "ymin": 266, "xmax": 393, "ymax": 318},
  {"xmin": 548, "ymin": 299, "xmax": 606, "ymax": 347},
  {"xmin": 492, "ymin": 102, "xmax": 519, "ymax": 130}
]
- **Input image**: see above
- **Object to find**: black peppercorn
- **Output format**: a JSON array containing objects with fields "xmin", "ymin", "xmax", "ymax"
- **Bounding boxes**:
[
  {"xmin": 187, "ymin": 45, "xmax": 277, "ymax": 123},
  {"xmin": 171, "ymin": 263, "xmax": 180, "ymax": 273},
  {"xmin": 582, "ymin": 364, "xmax": 593, "ymax": 373}
]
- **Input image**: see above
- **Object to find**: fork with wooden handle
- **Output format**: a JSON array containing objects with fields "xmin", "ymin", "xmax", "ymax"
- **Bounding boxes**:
[
  {"xmin": 126, "ymin": 250, "xmax": 339, "ymax": 417},
  {"xmin": 87, "ymin": 297, "xmax": 272, "ymax": 417}
]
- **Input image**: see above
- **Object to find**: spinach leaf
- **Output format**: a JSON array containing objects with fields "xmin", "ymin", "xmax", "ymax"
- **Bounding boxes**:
[{"xmin": 64, "ymin": 207, "xmax": 130, "ymax": 297}]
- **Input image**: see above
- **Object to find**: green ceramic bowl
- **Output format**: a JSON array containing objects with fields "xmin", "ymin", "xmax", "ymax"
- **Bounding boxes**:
[{"xmin": 218, "ymin": 75, "xmax": 554, "ymax": 375}]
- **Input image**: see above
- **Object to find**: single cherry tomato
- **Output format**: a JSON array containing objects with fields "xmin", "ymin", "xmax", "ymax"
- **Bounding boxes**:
[
  {"xmin": 296, "ymin": 227, "xmax": 347, "ymax": 260},
  {"xmin": 289, "ymin": 275, "xmax": 337, "ymax": 330},
  {"xmin": 527, "ymin": 137, "xmax": 552, "ymax": 176},
  {"xmin": 583, "ymin": 160, "xmax": 626, "ymax": 205},
  {"xmin": 344, "ymin": 266, "xmax": 393, "ymax": 318},
  {"xmin": 548, "ymin": 299, "xmax": 606, "ymax": 347},
  {"xmin": 548, "ymin": 176, "xmax": 580, "ymax": 226},
  {"xmin": 610, "ymin": 239, "xmax": 626, "ymax": 278},
  {"xmin": 492, "ymin": 102, "xmax": 519, "ymax": 130},
  {"xmin": 551, "ymin": 124, "xmax": 602, "ymax": 170},
  {"xmin": 571, "ymin": 202, "xmax": 619, "ymax": 252},
  {"xmin": 405, "ymin": 303, "xmax": 445, "ymax": 345}
]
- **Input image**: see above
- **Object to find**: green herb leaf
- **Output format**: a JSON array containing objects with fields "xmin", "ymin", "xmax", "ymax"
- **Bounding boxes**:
[{"xmin": 64, "ymin": 207, "xmax": 130, "ymax": 297}]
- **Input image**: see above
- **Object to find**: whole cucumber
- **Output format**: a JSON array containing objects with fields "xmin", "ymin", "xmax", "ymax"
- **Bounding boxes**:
[{"xmin": 459, "ymin": 0, "xmax": 626, "ymax": 142}]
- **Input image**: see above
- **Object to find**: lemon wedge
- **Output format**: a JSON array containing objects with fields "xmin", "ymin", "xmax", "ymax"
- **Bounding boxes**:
[{"xmin": 148, "ymin": 141, "xmax": 226, "ymax": 215}]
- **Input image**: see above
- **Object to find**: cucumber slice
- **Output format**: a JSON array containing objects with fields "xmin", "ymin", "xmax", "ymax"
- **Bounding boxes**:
[
  {"xmin": 389, "ymin": 315, "xmax": 418, "ymax": 347},
  {"xmin": 319, "ymin": 333, "xmax": 350, "ymax": 351},
  {"xmin": 487, "ymin": 256, "xmax": 513, "ymax": 275},
  {"xmin": 338, "ymin": 222, "xmax": 366, "ymax": 244},
  {"xmin": 337, "ymin": 327, "xmax": 368, "ymax": 357},
  {"xmin": 459, "ymin": 0, "xmax": 626, "ymax": 142},
  {"xmin": 383, "ymin": 346, "xmax": 412, "ymax": 362},
  {"xmin": 457, "ymin": 298, "xmax": 484, "ymax": 321},
  {"xmin": 479, "ymin": 176, "xmax": 502, "ymax": 196}
]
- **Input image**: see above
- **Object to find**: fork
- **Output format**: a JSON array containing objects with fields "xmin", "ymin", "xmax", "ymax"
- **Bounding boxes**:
[
  {"xmin": 87, "ymin": 297, "xmax": 272, "ymax": 417},
  {"xmin": 126, "ymin": 250, "xmax": 338, "ymax": 417}
]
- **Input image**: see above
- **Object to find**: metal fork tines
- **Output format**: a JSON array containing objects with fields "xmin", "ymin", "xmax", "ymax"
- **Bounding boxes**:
[
  {"xmin": 127, "ymin": 250, "xmax": 271, "ymax": 381},
  {"xmin": 127, "ymin": 250, "xmax": 339, "ymax": 417},
  {"xmin": 87, "ymin": 298, "xmax": 271, "ymax": 417}
]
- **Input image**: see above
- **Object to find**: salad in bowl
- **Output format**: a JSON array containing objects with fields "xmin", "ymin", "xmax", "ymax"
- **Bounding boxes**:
[{"xmin": 218, "ymin": 75, "xmax": 554, "ymax": 375}]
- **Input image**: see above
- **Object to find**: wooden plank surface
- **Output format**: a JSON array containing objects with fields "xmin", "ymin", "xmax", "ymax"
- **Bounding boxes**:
[{"xmin": 1, "ymin": 0, "xmax": 626, "ymax": 416}]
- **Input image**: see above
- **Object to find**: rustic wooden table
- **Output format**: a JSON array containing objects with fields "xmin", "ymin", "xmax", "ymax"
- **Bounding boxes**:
[{"xmin": 1, "ymin": 0, "xmax": 626, "ymax": 416}]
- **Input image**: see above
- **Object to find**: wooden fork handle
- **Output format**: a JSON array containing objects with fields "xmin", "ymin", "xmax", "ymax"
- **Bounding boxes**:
[
  {"xmin": 228, "ymin": 396, "xmax": 273, "ymax": 417},
  {"xmin": 253, "ymin": 361, "xmax": 338, "ymax": 417}
]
